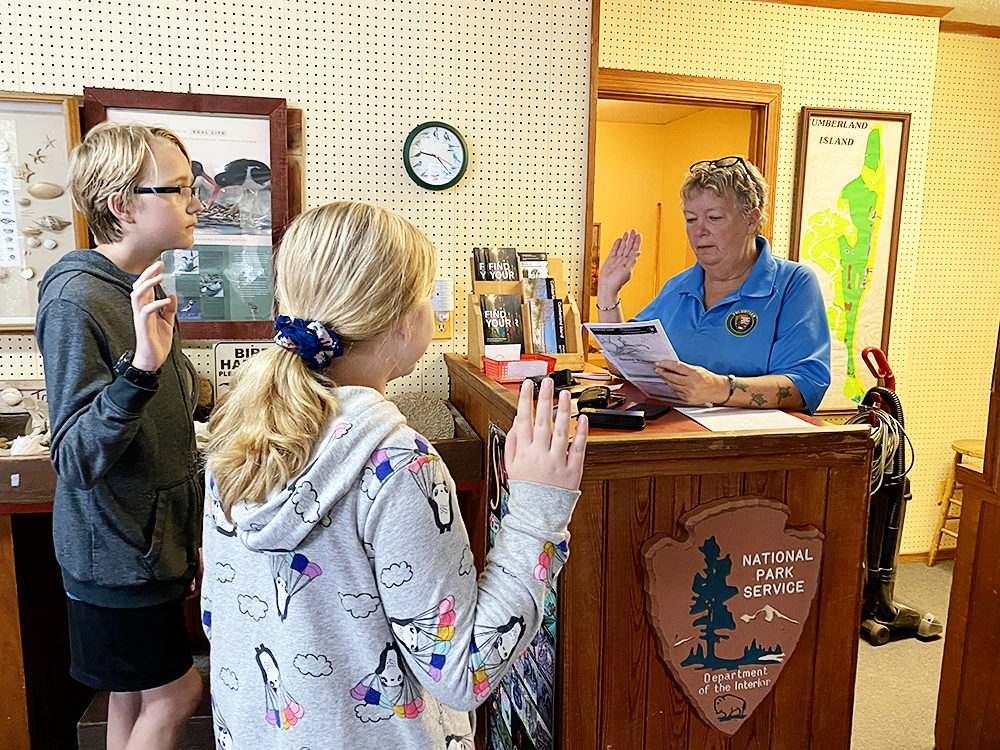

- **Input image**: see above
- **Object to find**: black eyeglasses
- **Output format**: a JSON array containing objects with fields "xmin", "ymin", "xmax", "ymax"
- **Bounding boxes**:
[{"xmin": 133, "ymin": 185, "xmax": 199, "ymax": 202}]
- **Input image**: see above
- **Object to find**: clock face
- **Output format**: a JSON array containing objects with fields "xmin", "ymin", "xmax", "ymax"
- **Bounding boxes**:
[{"xmin": 404, "ymin": 122, "xmax": 468, "ymax": 190}]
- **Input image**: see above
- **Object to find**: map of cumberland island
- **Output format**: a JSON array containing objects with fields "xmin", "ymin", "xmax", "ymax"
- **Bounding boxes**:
[{"xmin": 800, "ymin": 123, "xmax": 887, "ymax": 404}]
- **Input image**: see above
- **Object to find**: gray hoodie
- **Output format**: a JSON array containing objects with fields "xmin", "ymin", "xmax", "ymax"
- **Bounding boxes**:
[
  {"xmin": 37, "ymin": 249, "xmax": 201, "ymax": 607},
  {"xmin": 202, "ymin": 386, "xmax": 577, "ymax": 749}
]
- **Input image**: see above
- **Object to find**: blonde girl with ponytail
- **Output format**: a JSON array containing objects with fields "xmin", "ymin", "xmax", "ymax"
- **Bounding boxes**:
[{"xmin": 202, "ymin": 201, "xmax": 587, "ymax": 749}]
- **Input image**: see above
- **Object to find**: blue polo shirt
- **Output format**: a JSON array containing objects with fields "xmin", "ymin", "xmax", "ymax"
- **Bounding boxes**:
[{"xmin": 634, "ymin": 237, "xmax": 831, "ymax": 414}]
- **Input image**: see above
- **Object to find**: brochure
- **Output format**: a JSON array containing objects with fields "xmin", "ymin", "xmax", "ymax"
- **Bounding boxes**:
[{"xmin": 583, "ymin": 319, "xmax": 682, "ymax": 400}]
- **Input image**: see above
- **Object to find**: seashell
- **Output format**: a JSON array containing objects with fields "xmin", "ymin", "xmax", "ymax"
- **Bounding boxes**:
[
  {"xmin": 27, "ymin": 182, "xmax": 64, "ymax": 200},
  {"xmin": 26, "ymin": 237, "xmax": 41, "ymax": 247},
  {"xmin": 17, "ymin": 198, "xmax": 30, "ymax": 207},
  {"xmin": 20, "ymin": 267, "xmax": 35, "ymax": 279},
  {"xmin": 1, "ymin": 388, "xmax": 22, "ymax": 407},
  {"xmin": 22, "ymin": 227, "xmax": 41, "ymax": 236},
  {"xmin": 42, "ymin": 239, "xmax": 57, "ymax": 249},
  {"xmin": 35, "ymin": 215, "xmax": 71, "ymax": 232}
]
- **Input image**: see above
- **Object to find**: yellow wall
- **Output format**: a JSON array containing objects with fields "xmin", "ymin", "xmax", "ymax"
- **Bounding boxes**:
[{"xmin": 593, "ymin": 107, "xmax": 750, "ymax": 321}]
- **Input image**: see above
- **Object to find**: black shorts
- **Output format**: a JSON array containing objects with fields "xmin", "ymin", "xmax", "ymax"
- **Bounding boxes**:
[{"xmin": 66, "ymin": 596, "xmax": 194, "ymax": 693}]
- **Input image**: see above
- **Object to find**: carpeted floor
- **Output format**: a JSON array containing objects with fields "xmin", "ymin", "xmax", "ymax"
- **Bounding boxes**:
[{"xmin": 851, "ymin": 559, "xmax": 955, "ymax": 750}]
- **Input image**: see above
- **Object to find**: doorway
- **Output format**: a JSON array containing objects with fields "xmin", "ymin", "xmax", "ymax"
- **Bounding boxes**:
[{"xmin": 581, "ymin": 67, "xmax": 782, "ymax": 322}]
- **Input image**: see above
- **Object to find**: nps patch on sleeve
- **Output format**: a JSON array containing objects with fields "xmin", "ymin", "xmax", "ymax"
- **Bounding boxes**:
[{"xmin": 726, "ymin": 310, "xmax": 758, "ymax": 336}]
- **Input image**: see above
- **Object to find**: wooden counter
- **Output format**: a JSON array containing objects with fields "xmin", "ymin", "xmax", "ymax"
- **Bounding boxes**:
[
  {"xmin": 446, "ymin": 354, "xmax": 873, "ymax": 750},
  {"xmin": 0, "ymin": 456, "xmax": 91, "ymax": 750}
]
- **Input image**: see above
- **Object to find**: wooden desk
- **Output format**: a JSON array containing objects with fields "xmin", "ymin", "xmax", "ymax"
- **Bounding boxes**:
[
  {"xmin": 445, "ymin": 354, "xmax": 873, "ymax": 750},
  {"xmin": 0, "ymin": 456, "xmax": 92, "ymax": 750}
]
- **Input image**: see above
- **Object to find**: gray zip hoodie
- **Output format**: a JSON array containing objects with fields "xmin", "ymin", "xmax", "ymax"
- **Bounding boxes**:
[
  {"xmin": 37, "ymin": 249, "xmax": 201, "ymax": 607},
  {"xmin": 202, "ymin": 386, "xmax": 577, "ymax": 749}
]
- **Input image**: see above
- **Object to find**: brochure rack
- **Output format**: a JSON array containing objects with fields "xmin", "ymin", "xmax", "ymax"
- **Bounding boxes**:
[{"xmin": 467, "ymin": 256, "xmax": 585, "ymax": 370}]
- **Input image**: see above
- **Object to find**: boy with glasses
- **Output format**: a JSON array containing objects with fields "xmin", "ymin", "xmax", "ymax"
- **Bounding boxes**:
[{"xmin": 36, "ymin": 122, "xmax": 204, "ymax": 750}]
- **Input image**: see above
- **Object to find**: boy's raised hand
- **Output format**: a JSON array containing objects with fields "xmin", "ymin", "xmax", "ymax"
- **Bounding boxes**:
[
  {"xmin": 505, "ymin": 378, "xmax": 588, "ymax": 491},
  {"xmin": 130, "ymin": 260, "xmax": 177, "ymax": 373}
]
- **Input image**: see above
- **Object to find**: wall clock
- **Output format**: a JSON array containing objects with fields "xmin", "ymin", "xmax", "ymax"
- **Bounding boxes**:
[{"xmin": 404, "ymin": 121, "xmax": 468, "ymax": 190}]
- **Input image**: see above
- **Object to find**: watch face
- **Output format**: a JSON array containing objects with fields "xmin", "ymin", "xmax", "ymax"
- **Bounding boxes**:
[{"xmin": 404, "ymin": 122, "xmax": 468, "ymax": 190}]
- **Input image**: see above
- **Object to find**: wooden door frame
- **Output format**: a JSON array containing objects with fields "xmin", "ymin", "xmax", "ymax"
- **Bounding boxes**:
[{"xmin": 583, "ymin": 66, "xmax": 782, "ymax": 320}]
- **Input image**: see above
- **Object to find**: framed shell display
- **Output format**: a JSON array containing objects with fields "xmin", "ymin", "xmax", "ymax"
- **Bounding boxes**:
[{"xmin": 0, "ymin": 91, "xmax": 89, "ymax": 332}]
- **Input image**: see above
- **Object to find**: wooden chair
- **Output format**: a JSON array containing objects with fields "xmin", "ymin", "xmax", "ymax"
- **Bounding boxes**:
[{"xmin": 928, "ymin": 439, "xmax": 986, "ymax": 566}]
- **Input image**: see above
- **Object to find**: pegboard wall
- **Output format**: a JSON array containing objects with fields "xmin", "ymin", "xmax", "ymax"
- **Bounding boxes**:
[
  {"xmin": 904, "ymin": 32, "xmax": 1000, "ymax": 555},
  {"xmin": 598, "ymin": 1, "xmax": 1000, "ymax": 556},
  {"xmin": 0, "ymin": 0, "xmax": 592, "ymax": 399}
]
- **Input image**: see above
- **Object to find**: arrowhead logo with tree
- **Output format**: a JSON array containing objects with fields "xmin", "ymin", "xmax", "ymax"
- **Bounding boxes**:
[{"xmin": 642, "ymin": 497, "xmax": 823, "ymax": 735}]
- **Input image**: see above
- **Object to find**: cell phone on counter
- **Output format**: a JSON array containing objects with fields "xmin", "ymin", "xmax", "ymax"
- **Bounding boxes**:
[{"xmin": 626, "ymin": 402, "xmax": 672, "ymax": 420}]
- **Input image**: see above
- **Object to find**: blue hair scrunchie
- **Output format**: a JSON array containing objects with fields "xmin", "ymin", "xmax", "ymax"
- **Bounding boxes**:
[{"xmin": 273, "ymin": 315, "xmax": 344, "ymax": 371}]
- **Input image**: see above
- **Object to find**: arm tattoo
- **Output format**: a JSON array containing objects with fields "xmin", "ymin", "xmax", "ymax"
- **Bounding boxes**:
[
  {"xmin": 776, "ymin": 385, "xmax": 792, "ymax": 403},
  {"xmin": 751, "ymin": 393, "xmax": 767, "ymax": 407},
  {"xmin": 734, "ymin": 378, "xmax": 749, "ymax": 393}
]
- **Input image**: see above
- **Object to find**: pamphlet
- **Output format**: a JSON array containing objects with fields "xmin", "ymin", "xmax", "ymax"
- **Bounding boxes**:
[
  {"xmin": 473, "ymin": 247, "xmax": 519, "ymax": 281},
  {"xmin": 480, "ymin": 293, "xmax": 524, "ymax": 346},
  {"xmin": 584, "ymin": 319, "xmax": 682, "ymax": 400},
  {"xmin": 518, "ymin": 251, "xmax": 549, "ymax": 279}
]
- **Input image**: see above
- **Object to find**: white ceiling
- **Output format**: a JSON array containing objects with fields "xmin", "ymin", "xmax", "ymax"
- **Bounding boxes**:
[
  {"xmin": 597, "ymin": 99, "xmax": 707, "ymax": 125},
  {"xmin": 913, "ymin": 0, "xmax": 1000, "ymax": 26}
]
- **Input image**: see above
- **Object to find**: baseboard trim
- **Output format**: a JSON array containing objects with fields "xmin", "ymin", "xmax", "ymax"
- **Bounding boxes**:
[{"xmin": 900, "ymin": 549, "xmax": 956, "ymax": 564}]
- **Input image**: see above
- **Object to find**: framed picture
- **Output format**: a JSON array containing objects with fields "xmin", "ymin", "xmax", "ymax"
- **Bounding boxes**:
[
  {"xmin": 790, "ymin": 108, "xmax": 911, "ymax": 413},
  {"xmin": 0, "ymin": 91, "xmax": 89, "ymax": 332},
  {"xmin": 83, "ymin": 88, "xmax": 289, "ymax": 340}
]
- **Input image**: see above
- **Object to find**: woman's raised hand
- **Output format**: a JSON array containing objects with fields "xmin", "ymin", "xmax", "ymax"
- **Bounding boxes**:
[
  {"xmin": 597, "ymin": 229, "xmax": 642, "ymax": 301},
  {"xmin": 505, "ymin": 378, "xmax": 587, "ymax": 491}
]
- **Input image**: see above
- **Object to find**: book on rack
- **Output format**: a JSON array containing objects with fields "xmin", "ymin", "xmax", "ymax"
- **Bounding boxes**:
[
  {"xmin": 518, "ymin": 251, "xmax": 549, "ymax": 279},
  {"xmin": 479, "ymin": 294, "xmax": 524, "ymax": 346},
  {"xmin": 473, "ymin": 247, "xmax": 519, "ymax": 282},
  {"xmin": 527, "ymin": 296, "xmax": 567, "ymax": 354},
  {"xmin": 523, "ymin": 276, "xmax": 556, "ymax": 301}
]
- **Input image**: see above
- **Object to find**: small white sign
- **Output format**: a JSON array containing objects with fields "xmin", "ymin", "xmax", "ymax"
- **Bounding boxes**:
[
  {"xmin": 214, "ymin": 340, "xmax": 276, "ymax": 397},
  {"xmin": 10, "ymin": 474, "xmax": 20, "ymax": 487}
]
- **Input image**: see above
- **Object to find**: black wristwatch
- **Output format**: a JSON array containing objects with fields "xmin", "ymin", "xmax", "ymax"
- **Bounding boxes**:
[{"xmin": 115, "ymin": 350, "xmax": 160, "ymax": 389}]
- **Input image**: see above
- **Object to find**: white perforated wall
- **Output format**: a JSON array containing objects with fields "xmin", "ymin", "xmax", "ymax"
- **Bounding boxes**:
[
  {"xmin": 907, "ymin": 32, "xmax": 1000, "ymax": 555},
  {"xmin": 0, "ymin": 0, "xmax": 592, "ymax": 401},
  {"xmin": 598, "ymin": 0, "xmax": 990, "ymax": 556}
]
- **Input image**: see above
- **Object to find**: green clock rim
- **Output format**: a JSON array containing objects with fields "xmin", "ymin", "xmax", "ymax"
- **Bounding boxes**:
[{"xmin": 403, "ymin": 121, "xmax": 468, "ymax": 191}]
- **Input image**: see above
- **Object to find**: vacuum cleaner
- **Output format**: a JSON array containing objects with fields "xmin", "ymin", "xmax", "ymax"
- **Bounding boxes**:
[{"xmin": 851, "ymin": 348, "xmax": 943, "ymax": 646}]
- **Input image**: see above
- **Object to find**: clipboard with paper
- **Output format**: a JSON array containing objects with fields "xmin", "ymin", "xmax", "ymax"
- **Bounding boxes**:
[{"xmin": 584, "ymin": 319, "xmax": 683, "ymax": 401}]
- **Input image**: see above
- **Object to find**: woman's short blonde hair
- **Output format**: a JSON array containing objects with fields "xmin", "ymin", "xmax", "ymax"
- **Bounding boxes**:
[
  {"xmin": 68, "ymin": 122, "xmax": 189, "ymax": 245},
  {"xmin": 207, "ymin": 201, "xmax": 437, "ymax": 516},
  {"xmin": 681, "ymin": 157, "xmax": 769, "ymax": 235}
]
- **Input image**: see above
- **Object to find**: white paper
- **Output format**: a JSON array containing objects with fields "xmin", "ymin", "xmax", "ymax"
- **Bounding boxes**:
[
  {"xmin": 504, "ymin": 359, "xmax": 549, "ymax": 379},
  {"xmin": 584, "ymin": 320, "xmax": 682, "ymax": 400},
  {"xmin": 674, "ymin": 406, "xmax": 817, "ymax": 432},
  {"xmin": 484, "ymin": 344, "xmax": 522, "ymax": 362}
]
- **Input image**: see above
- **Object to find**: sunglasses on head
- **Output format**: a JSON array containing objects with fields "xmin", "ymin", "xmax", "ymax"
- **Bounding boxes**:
[{"xmin": 689, "ymin": 156, "xmax": 760, "ymax": 202}]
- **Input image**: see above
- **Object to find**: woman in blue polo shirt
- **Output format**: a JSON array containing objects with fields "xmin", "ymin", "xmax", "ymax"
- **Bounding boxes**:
[{"xmin": 595, "ymin": 156, "xmax": 831, "ymax": 414}]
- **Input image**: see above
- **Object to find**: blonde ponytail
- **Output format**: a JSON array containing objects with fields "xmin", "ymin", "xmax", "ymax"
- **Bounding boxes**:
[
  {"xmin": 206, "ymin": 201, "xmax": 436, "ymax": 516},
  {"xmin": 207, "ymin": 347, "xmax": 338, "ymax": 516}
]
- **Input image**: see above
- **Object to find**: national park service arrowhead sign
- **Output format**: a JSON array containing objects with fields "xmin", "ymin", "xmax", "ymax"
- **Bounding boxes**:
[{"xmin": 641, "ymin": 497, "xmax": 823, "ymax": 735}]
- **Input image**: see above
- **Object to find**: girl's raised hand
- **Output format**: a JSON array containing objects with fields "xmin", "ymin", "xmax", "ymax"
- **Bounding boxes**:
[{"xmin": 505, "ymin": 378, "xmax": 588, "ymax": 491}]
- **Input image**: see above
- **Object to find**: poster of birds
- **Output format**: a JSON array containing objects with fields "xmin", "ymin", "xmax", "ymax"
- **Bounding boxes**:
[{"xmin": 106, "ymin": 107, "xmax": 275, "ymax": 322}]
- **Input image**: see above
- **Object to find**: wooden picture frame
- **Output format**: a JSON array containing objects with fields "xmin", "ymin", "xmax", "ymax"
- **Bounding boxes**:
[
  {"xmin": 0, "ymin": 92, "xmax": 88, "ymax": 333},
  {"xmin": 790, "ymin": 108, "xmax": 910, "ymax": 413},
  {"xmin": 83, "ymin": 88, "xmax": 289, "ymax": 340}
]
